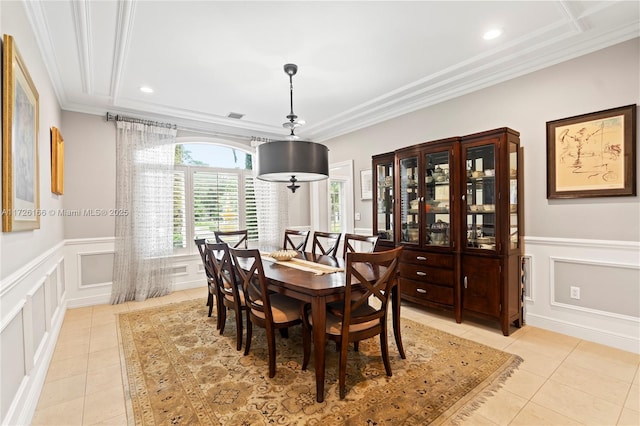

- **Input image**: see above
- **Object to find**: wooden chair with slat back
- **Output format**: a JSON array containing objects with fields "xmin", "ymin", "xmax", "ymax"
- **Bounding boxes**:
[
  {"xmin": 194, "ymin": 238, "xmax": 221, "ymax": 326},
  {"xmin": 283, "ymin": 229, "xmax": 310, "ymax": 252},
  {"xmin": 214, "ymin": 230, "xmax": 248, "ymax": 248},
  {"xmin": 311, "ymin": 231, "xmax": 342, "ymax": 257},
  {"xmin": 229, "ymin": 248, "xmax": 307, "ymax": 378},
  {"xmin": 205, "ymin": 242, "xmax": 247, "ymax": 351},
  {"xmin": 302, "ymin": 246, "xmax": 403, "ymax": 399},
  {"xmin": 342, "ymin": 233, "xmax": 380, "ymax": 259}
]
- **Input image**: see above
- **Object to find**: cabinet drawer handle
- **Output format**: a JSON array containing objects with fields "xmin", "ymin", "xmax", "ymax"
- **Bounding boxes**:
[
  {"xmin": 464, "ymin": 276, "xmax": 468, "ymax": 289},
  {"xmin": 416, "ymin": 271, "xmax": 427, "ymax": 277},
  {"xmin": 416, "ymin": 256, "xmax": 427, "ymax": 261},
  {"xmin": 416, "ymin": 288, "xmax": 427, "ymax": 294}
]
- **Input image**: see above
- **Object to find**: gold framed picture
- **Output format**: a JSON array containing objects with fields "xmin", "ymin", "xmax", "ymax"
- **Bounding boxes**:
[
  {"xmin": 2, "ymin": 34, "xmax": 40, "ymax": 232},
  {"xmin": 51, "ymin": 126, "xmax": 64, "ymax": 195},
  {"xmin": 546, "ymin": 104, "xmax": 636, "ymax": 199}
]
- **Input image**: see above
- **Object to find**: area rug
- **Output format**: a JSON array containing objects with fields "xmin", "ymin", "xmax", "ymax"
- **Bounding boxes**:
[{"xmin": 116, "ymin": 298, "xmax": 522, "ymax": 425}]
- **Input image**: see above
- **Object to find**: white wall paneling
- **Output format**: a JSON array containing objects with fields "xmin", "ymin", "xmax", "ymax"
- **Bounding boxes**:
[
  {"xmin": 0, "ymin": 247, "xmax": 66, "ymax": 426},
  {"xmin": 525, "ymin": 237, "xmax": 640, "ymax": 353},
  {"xmin": 64, "ymin": 238, "xmax": 205, "ymax": 309}
]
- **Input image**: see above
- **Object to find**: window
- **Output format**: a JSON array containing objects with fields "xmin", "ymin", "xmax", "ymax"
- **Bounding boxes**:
[
  {"xmin": 329, "ymin": 180, "xmax": 345, "ymax": 233},
  {"xmin": 173, "ymin": 143, "xmax": 257, "ymax": 254}
]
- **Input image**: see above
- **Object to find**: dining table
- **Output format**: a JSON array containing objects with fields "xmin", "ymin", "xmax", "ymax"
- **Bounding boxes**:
[{"xmin": 238, "ymin": 249, "xmax": 405, "ymax": 403}]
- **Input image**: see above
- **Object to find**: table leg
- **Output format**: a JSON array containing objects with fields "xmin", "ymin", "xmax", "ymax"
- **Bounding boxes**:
[
  {"xmin": 391, "ymin": 284, "xmax": 406, "ymax": 359},
  {"xmin": 311, "ymin": 295, "xmax": 327, "ymax": 402}
]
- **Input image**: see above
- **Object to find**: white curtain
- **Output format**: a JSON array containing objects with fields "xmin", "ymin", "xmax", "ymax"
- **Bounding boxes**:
[
  {"xmin": 111, "ymin": 120, "xmax": 177, "ymax": 304},
  {"xmin": 254, "ymin": 179, "xmax": 289, "ymax": 248},
  {"xmin": 252, "ymin": 137, "xmax": 289, "ymax": 249}
]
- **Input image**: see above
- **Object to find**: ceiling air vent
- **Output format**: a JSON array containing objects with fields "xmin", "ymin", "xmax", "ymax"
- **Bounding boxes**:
[{"xmin": 227, "ymin": 112, "xmax": 244, "ymax": 119}]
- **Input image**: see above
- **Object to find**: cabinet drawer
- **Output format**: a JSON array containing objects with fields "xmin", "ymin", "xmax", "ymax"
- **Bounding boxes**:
[
  {"xmin": 400, "ymin": 249, "xmax": 453, "ymax": 269},
  {"xmin": 399, "ymin": 263, "xmax": 454, "ymax": 286},
  {"xmin": 400, "ymin": 278, "xmax": 454, "ymax": 306}
]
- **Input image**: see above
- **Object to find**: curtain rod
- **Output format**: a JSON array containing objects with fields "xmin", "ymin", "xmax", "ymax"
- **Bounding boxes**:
[{"xmin": 106, "ymin": 112, "xmax": 177, "ymax": 130}]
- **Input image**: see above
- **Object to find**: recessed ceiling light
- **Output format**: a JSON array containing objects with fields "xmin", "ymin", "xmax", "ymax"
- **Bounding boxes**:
[
  {"xmin": 139, "ymin": 86, "xmax": 154, "ymax": 93},
  {"xmin": 483, "ymin": 28, "xmax": 503, "ymax": 40}
]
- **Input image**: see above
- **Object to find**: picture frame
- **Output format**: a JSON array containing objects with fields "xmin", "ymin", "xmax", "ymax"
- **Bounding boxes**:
[
  {"xmin": 547, "ymin": 104, "xmax": 636, "ymax": 199},
  {"xmin": 2, "ymin": 34, "xmax": 40, "ymax": 231},
  {"xmin": 360, "ymin": 169, "xmax": 372, "ymax": 200},
  {"xmin": 51, "ymin": 127, "xmax": 64, "ymax": 195}
]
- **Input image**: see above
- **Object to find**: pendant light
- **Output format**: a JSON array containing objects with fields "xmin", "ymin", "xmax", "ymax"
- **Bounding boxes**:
[{"xmin": 256, "ymin": 63, "xmax": 329, "ymax": 192}]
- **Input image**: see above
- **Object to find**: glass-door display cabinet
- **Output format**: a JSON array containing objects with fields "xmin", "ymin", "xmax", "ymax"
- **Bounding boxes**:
[
  {"xmin": 393, "ymin": 139, "xmax": 460, "ymax": 319},
  {"xmin": 372, "ymin": 153, "xmax": 395, "ymax": 249},
  {"xmin": 371, "ymin": 128, "xmax": 523, "ymax": 335},
  {"xmin": 460, "ymin": 128, "xmax": 523, "ymax": 335}
]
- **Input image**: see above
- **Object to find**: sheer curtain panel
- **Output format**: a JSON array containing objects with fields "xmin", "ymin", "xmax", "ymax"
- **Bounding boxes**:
[
  {"xmin": 251, "ymin": 138, "xmax": 289, "ymax": 249},
  {"xmin": 111, "ymin": 121, "xmax": 177, "ymax": 304}
]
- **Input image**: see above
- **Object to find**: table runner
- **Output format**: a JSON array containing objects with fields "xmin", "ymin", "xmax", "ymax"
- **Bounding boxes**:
[{"xmin": 260, "ymin": 253, "xmax": 343, "ymax": 275}]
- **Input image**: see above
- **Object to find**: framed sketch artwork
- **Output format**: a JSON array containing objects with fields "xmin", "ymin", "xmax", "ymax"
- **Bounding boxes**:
[
  {"xmin": 546, "ymin": 104, "xmax": 636, "ymax": 199},
  {"xmin": 2, "ymin": 34, "xmax": 40, "ymax": 231}
]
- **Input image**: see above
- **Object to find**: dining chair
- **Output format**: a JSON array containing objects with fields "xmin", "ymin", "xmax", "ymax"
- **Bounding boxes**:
[
  {"xmin": 214, "ymin": 229, "xmax": 248, "ymax": 248},
  {"xmin": 311, "ymin": 231, "xmax": 342, "ymax": 257},
  {"xmin": 194, "ymin": 238, "xmax": 221, "ymax": 325},
  {"xmin": 302, "ymin": 246, "xmax": 403, "ymax": 399},
  {"xmin": 342, "ymin": 233, "xmax": 380, "ymax": 258},
  {"xmin": 283, "ymin": 229, "xmax": 310, "ymax": 252},
  {"xmin": 205, "ymin": 242, "xmax": 247, "ymax": 351},
  {"xmin": 229, "ymin": 248, "xmax": 306, "ymax": 378}
]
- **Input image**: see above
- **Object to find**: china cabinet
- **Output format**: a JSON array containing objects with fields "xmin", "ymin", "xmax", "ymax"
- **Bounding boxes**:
[
  {"xmin": 394, "ymin": 138, "xmax": 462, "ymax": 321},
  {"xmin": 460, "ymin": 128, "xmax": 523, "ymax": 335},
  {"xmin": 372, "ymin": 152, "xmax": 395, "ymax": 250},
  {"xmin": 371, "ymin": 127, "xmax": 523, "ymax": 335}
]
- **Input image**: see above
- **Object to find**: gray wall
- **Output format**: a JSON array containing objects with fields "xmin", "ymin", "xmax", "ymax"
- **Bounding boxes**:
[
  {"xmin": 0, "ymin": 0, "xmax": 64, "ymax": 279},
  {"xmin": 324, "ymin": 38, "xmax": 639, "ymax": 242}
]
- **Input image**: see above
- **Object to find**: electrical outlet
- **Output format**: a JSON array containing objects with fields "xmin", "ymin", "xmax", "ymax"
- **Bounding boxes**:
[
  {"xmin": 570, "ymin": 286, "xmax": 580, "ymax": 300},
  {"xmin": 355, "ymin": 212, "xmax": 361, "ymax": 221}
]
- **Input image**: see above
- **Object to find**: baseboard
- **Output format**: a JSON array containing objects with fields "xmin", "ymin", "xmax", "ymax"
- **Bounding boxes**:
[{"xmin": 526, "ymin": 313, "xmax": 640, "ymax": 354}]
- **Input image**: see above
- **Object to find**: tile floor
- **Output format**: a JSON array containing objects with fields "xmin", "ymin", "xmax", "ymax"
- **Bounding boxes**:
[{"xmin": 32, "ymin": 289, "xmax": 639, "ymax": 425}]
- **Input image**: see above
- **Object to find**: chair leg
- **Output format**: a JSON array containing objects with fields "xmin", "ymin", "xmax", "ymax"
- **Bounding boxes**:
[
  {"xmin": 267, "ymin": 327, "xmax": 277, "ymax": 378},
  {"xmin": 279, "ymin": 328, "xmax": 289, "ymax": 338},
  {"xmin": 244, "ymin": 313, "xmax": 253, "ymax": 356},
  {"xmin": 354, "ymin": 341, "xmax": 359, "ymax": 352},
  {"xmin": 380, "ymin": 322, "xmax": 392, "ymax": 377},
  {"xmin": 215, "ymin": 293, "xmax": 223, "ymax": 330},
  {"xmin": 207, "ymin": 292, "xmax": 213, "ymax": 318},
  {"xmin": 234, "ymin": 308, "xmax": 243, "ymax": 351},
  {"xmin": 219, "ymin": 306, "xmax": 227, "ymax": 335},
  {"xmin": 338, "ymin": 339, "xmax": 349, "ymax": 399}
]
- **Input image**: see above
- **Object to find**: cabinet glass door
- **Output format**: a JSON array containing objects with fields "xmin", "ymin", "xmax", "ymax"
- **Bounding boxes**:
[
  {"xmin": 424, "ymin": 150, "xmax": 451, "ymax": 247},
  {"xmin": 465, "ymin": 144, "xmax": 496, "ymax": 250},
  {"xmin": 509, "ymin": 142, "xmax": 519, "ymax": 250},
  {"xmin": 399, "ymin": 155, "xmax": 419, "ymax": 244},
  {"xmin": 375, "ymin": 159, "xmax": 394, "ymax": 242}
]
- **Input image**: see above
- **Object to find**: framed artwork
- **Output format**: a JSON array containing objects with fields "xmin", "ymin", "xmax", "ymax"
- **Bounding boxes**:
[
  {"xmin": 2, "ymin": 34, "xmax": 40, "ymax": 232},
  {"xmin": 51, "ymin": 127, "xmax": 64, "ymax": 195},
  {"xmin": 360, "ymin": 169, "xmax": 372, "ymax": 200},
  {"xmin": 547, "ymin": 104, "xmax": 636, "ymax": 199}
]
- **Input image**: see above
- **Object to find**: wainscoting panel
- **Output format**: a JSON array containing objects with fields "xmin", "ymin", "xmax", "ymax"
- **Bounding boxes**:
[
  {"xmin": 552, "ymin": 257, "xmax": 639, "ymax": 318},
  {"xmin": 79, "ymin": 251, "xmax": 115, "ymax": 288},
  {"xmin": 0, "ymin": 303, "xmax": 26, "ymax": 422},
  {"xmin": 0, "ymin": 243, "xmax": 66, "ymax": 426},
  {"xmin": 29, "ymin": 282, "xmax": 47, "ymax": 368},
  {"xmin": 525, "ymin": 237, "xmax": 639, "ymax": 354},
  {"xmin": 64, "ymin": 237, "xmax": 206, "ymax": 308}
]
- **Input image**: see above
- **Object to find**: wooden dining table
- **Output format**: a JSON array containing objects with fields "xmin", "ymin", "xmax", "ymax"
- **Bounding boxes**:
[{"xmin": 239, "ymin": 249, "xmax": 405, "ymax": 403}]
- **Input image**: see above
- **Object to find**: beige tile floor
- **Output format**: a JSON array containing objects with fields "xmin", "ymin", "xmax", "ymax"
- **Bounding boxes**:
[{"xmin": 32, "ymin": 289, "xmax": 639, "ymax": 425}]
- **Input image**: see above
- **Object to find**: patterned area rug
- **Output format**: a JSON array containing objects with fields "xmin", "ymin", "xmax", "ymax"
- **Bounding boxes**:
[{"xmin": 117, "ymin": 298, "xmax": 522, "ymax": 425}]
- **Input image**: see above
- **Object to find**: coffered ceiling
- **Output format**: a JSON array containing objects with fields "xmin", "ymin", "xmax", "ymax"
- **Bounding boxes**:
[{"xmin": 23, "ymin": 1, "xmax": 640, "ymax": 141}]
